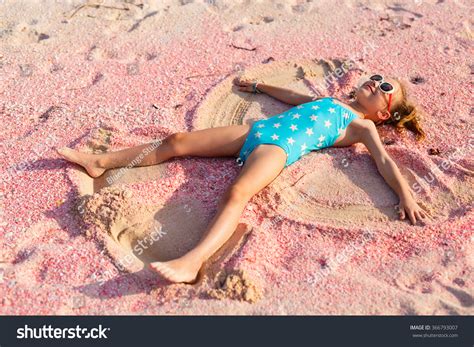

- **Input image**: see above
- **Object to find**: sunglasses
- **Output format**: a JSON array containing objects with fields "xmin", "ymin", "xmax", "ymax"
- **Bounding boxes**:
[{"xmin": 369, "ymin": 74, "xmax": 395, "ymax": 114}]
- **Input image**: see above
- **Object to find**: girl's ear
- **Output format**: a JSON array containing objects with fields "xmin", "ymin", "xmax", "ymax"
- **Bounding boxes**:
[{"xmin": 376, "ymin": 110, "xmax": 391, "ymax": 123}]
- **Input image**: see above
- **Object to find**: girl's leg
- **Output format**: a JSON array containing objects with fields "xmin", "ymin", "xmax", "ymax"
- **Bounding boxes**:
[
  {"xmin": 150, "ymin": 144, "xmax": 287, "ymax": 283},
  {"xmin": 56, "ymin": 124, "xmax": 251, "ymax": 177}
]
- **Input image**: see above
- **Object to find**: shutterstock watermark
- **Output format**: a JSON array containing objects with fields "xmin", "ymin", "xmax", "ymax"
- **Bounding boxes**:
[
  {"xmin": 306, "ymin": 227, "xmax": 376, "ymax": 286},
  {"xmin": 92, "ymin": 222, "xmax": 167, "ymax": 285},
  {"xmin": 412, "ymin": 134, "xmax": 474, "ymax": 194},
  {"xmin": 17, "ymin": 324, "xmax": 110, "ymax": 339},
  {"xmin": 105, "ymin": 139, "xmax": 163, "ymax": 185},
  {"xmin": 308, "ymin": 41, "xmax": 378, "ymax": 99}
]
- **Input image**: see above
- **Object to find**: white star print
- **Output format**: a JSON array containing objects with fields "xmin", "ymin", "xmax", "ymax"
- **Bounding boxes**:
[
  {"xmin": 290, "ymin": 124, "xmax": 298, "ymax": 131},
  {"xmin": 305, "ymin": 128, "xmax": 314, "ymax": 136},
  {"xmin": 310, "ymin": 115, "xmax": 318, "ymax": 121},
  {"xmin": 324, "ymin": 120, "xmax": 332, "ymax": 128},
  {"xmin": 278, "ymin": 115, "xmax": 284, "ymax": 118},
  {"xmin": 296, "ymin": 105, "xmax": 304, "ymax": 109},
  {"xmin": 273, "ymin": 123, "xmax": 281, "ymax": 128},
  {"xmin": 317, "ymin": 142, "xmax": 323, "ymax": 147},
  {"xmin": 312, "ymin": 105, "xmax": 320, "ymax": 110},
  {"xmin": 255, "ymin": 131, "xmax": 262, "ymax": 138},
  {"xmin": 337, "ymin": 128, "xmax": 343, "ymax": 134},
  {"xmin": 287, "ymin": 137, "xmax": 295, "ymax": 145},
  {"xmin": 301, "ymin": 143, "xmax": 308, "ymax": 151},
  {"xmin": 318, "ymin": 135, "xmax": 325, "ymax": 142},
  {"xmin": 271, "ymin": 133, "xmax": 279, "ymax": 140},
  {"xmin": 292, "ymin": 113, "xmax": 301, "ymax": 119},
  {"xmin": 257, "ymin": 123, "xmax": 265, "ymax": 128},
  {"xmin": 343, "ymin": 112, "xmax": 349, "ymax": 119},
  {"xmin": 328, "ymin": 107, "xmax": 336, "ymax": 114}
]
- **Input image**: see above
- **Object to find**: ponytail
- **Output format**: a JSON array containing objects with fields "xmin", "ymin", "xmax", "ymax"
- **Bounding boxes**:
[{"xmin": 384, "ymin": 80, "xmax": 426, "ymax": 142}]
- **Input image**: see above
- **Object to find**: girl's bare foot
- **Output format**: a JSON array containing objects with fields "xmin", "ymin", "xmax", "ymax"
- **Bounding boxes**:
[
  {"xmin": 150, "ymin": 257, "xmax": 202, "ymax": 284},
  {"xmin": 56, "ymin": 147, "xmax": 106, "ymax": 178}
]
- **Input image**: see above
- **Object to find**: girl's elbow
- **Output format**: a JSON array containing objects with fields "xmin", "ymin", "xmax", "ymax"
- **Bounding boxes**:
[
  {"xmin": 381, "ymin": 155, "xmax": 391, "ymax": 166},
  {"xmin": 378, "ymin": 155, "xmax": 395, "ymax": 171}
]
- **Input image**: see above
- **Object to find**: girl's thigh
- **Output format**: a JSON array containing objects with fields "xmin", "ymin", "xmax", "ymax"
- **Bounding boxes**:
[
  {"xmin": 230, "ymin": 144, "xmax": 287, "ymax": 197},
  {"xmin": 176, "ymin": 124, "xmax": 251, "ymax": 157}
]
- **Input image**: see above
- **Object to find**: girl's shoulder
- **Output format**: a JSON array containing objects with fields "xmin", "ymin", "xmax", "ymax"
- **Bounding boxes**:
[{"xmin": 347, "ymin": 117, "xmax": 377, "ymax": 134}]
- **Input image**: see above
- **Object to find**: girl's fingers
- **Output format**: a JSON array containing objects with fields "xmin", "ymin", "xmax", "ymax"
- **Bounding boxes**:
[
  {"xmin": 237, "ymin": 80, "xmax": 255, "ymax": 87},
  {"xmin": 408, "ymin": 211, "xmax": 416, "ymax": 225},
  {"xmin": 417, "ymin": 204, "xmax": 433, "ymax": 220},
  {"xmin": 418, "ymin": 202, "xmax": 432, "ymax": 217},
  {"xmin": 234, "ymin": 78, "xmax": 245, "ymax": 85},
  {"xmin": 424, "ymin": 211, "xmax": 434, "ymax": 221},
  {"xmin": 414, "ymin": 210, "xmax": 424, "ymax": 223},
  {"xmin": 398, "ymin": 202, "xmax": 434, "ymax": 225},
  {"xmin": 398, "ymin": 207, "xmax": 405, "ymax": 220}
]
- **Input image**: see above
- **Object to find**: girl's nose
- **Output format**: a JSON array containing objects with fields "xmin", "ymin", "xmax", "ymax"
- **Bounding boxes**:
[{"xmin": 371, "ymin": 80, "xmax": 381, "ymax": 92}]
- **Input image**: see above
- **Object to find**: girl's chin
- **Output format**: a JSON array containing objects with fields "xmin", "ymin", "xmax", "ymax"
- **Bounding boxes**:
[{"xmin": 355, "ymin": 89, "xmax": 369, "ymax": 101}]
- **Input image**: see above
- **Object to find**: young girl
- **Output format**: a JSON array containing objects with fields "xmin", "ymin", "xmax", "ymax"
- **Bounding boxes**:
[{"xmin": 57, "ymin": 74, "xmax": 431, "ymax": 284}]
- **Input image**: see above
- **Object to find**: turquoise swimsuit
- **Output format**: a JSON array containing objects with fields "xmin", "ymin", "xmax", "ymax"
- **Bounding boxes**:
[{"xmin": 237, "ymin": 97, "xmax": 359, "ymax": 167}]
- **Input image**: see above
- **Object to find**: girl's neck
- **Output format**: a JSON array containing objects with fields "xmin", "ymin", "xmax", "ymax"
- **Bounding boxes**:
[{"xmin": 347, "ymin": 100, "xmax": 368, "ymax": 119}]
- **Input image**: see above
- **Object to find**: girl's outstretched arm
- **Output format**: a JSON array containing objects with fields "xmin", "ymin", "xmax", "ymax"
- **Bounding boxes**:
[
  {"xmin": 233, "ymin": 78, "xmax": 315, "ymax": 105},
  {"xmin": 357, "ymin": 121, "xmax": 431, "ymax": 225}
]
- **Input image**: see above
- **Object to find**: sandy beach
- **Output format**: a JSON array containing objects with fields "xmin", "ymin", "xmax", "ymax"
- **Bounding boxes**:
[{"xmin": 0, "ymin": 0, "xmax": 472, "ymax": 315}]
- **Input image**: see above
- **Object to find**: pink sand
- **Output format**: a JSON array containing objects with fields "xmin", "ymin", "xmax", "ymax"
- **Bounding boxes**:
[{"xmin": 0, "ymin": 0, "xmax": 472, "ymax": 314}]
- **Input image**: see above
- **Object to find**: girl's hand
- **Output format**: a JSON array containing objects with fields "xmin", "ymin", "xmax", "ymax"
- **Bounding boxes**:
[
  {"xmin": 396, "ymin": 198, "xmax": 432, "ymax": 225},
  {"xmin": 233, "ymin": 77, "xmax": 262, "ymax": 93}
]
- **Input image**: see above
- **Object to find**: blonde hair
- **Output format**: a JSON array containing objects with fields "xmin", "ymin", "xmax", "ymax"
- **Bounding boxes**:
[{"xmin": 383, "ymin": 79, "xmax": 426, "ymax": 142}]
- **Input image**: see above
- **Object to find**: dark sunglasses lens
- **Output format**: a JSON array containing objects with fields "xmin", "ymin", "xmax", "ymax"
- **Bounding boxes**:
[
  {"xmin": 370, "ymin": 74, "xmax": 383, "ymax": 82},
  {"xmin": 380, "ymin": 82, "xmax": 393, "ymax": 92}
]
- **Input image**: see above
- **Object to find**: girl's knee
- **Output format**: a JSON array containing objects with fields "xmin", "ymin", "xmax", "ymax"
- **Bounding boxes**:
[{"xmin": 223, "ymin": 184, "xmax": 252, "ymax": 204}]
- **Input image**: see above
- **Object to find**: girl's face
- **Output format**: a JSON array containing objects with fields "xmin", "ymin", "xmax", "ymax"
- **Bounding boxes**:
[{"xmin": 355, "ymin": 77, "xmax": 402, "ymax": 124}]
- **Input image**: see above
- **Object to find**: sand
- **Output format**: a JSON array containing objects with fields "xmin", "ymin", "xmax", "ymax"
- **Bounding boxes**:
[
  {"xmin": 0, "ymin": 0, "xmax": 472, "ymax": 314},
  {"xmin": 208, "ymin": 269, "xmax": 262, "ymax": 303},
  {"xmin": 71, "ymin": 128, "xmax": 256, "ymax": 286}
]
